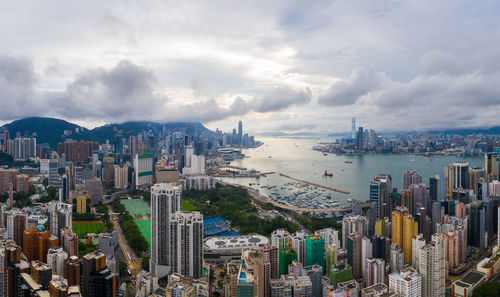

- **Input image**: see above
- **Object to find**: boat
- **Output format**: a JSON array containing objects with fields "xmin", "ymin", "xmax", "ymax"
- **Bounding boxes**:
[
  {"xmin": 324, "ymin": 170, "xmax": 333, "ymax": 177},
  {"xmin": 347, "ymin": 198, "xmax": 354, "ymax": 203},
  {"xmin": 344, "ymin": 160, "xmax": 352, "ymax": 164},
  {"xmin": 323, "ymin": 153, "xmax": 328, "ymax": 156},
  {"xmin": 268, "ymin": 156, "xmax": 272, "ymax": 158}
]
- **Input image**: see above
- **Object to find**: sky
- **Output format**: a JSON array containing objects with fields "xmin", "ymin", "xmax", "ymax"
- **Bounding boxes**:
[{"xmin": 0, "ymin": 0, "xmax": 499, "ymax": 135}]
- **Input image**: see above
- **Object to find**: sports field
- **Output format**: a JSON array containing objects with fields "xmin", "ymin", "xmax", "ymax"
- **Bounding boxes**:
[
  {"xmin": 121, "ymin": 199, "xmax": 151, "ymax": 217},
  {"xmin": 135, "ymin": 219, "xmax": 151, "ymax": 248},
  {"xmin": 73, "ymin": 222, "xmax": 104, "ymax": 236},
  {"xmin": 182, "ymin": 199, "xmax": 197, "ymax": 211}
]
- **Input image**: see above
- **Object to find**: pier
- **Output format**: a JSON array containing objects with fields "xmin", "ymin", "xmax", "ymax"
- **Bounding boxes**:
[{"xmin": 279, "ymin": 173, "xmax": 350, "ymax": 194}]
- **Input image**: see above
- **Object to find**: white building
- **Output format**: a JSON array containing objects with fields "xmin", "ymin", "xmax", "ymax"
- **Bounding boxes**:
[
  {"xmin": 47, "ymin": 246, "xmax": 68, "ymax": 276},
  {"xmin": 169, "ymin": 211, "xmax": 204, "ymax": 278},
  {"xmin": 150, "ymin": 183, "xmax": 182, "ymax": 278},
  {"xmin": 13, "ymin": 137, "xmax": 36, "ymax": 161},
  {"xmin": 362, "ymin": 237, "xmax": 373, "ymax": 276},
  {"xmin": 390, "ymin": 243, "xmax": 404, "ymax": 273},
  {"xmin": 48, "ymin": 201, "xmax": 72, "ymax": 238},
  {"xmin": 417, "ymin": 234, "xmax": 446, "ymax": 297},
  {"xmin": 134, "ymin": 153, "xmax": 153, "ymax": 189},
  {"xmin": 291, "ymin": 231, "xmax": 308, "ymax": 264},
  {"xmin": 271, "ymin": 229, "xmax": 289, "ymax": 249},
  {"xmin": 342, "ymin": 215, "xmax": 368, "ymax": 249},
  {"xmin": 412, "ymin": 234, "xmax": 426, "ymax": 268},
  {"xmin": 136, "ymin": 270, "xmax": 158, "ymax": 297},
  {"xmin": 182, "ymin": 145, "xmax": 205, "ymax": 175},
  {"xmin": 315, "ymin": 228, "xmax": 340, "ymax": 251},
  {"xmin": 389, "ymin": 267, "xmax": 422, "ymax": 297}
]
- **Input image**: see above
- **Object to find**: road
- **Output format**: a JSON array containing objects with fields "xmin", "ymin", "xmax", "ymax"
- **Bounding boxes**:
[
  {"xmin": 248, "ymin": 190, "xmax": 310, "ymax": 233},
  {"xmin": 109, "ymin": 207, "xmax": 142, "ymax": 277}
]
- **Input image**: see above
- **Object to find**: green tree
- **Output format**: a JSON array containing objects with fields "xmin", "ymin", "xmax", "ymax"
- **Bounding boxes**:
[
  {"xmin": 119, "ymin": 261, "xmax": 128, "ymax": 276},
  {"xmin": 472, "ymin": 283, "xmax": 500, "ymax": 297}
]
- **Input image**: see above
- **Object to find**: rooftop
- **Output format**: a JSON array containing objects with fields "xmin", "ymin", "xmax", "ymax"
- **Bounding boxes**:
[
  {"xmin": 460, "ymin": 270, "xmax": 486, "ymax": 285},
  {"xmin": 204, "ymin": 235, "xmax": 269, "ymax": 250}
]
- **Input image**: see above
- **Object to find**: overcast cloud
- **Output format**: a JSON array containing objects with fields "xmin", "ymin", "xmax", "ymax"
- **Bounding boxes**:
[{"xmin": 0, "ymin": 0, "xmax": 499, "ymax": 134}]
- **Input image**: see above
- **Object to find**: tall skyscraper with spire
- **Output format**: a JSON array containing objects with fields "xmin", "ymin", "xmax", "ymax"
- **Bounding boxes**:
[
  {"xmin": 351, "ymin": 117, "xmax": 356, "ymax": 140},
  {"xmin": 238, "ymin": 120, "xmax": 243, "ymax": 146}
]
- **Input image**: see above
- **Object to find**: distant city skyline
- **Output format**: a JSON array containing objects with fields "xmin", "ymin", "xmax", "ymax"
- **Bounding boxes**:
[{"xmin": 1, "ymin": 1, "xmax": 499, "ymax": 135}]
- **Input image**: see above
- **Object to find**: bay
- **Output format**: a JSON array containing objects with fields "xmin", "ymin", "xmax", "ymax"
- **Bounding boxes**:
[{"xmin": 217, "ymin": 137, "xmax": 483, "ymax": 208}]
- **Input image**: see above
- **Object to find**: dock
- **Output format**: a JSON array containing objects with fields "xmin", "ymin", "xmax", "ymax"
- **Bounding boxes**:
[
  {"xmin": 279, "ymin": 173, "xmax": 350, "ymax": 194},
  {"xmin": 261, "ymin": 172, "xmax": 275, "ymax": 177}
]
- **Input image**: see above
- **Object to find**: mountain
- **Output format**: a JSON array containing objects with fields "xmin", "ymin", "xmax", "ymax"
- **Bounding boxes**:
[
  {"xmin": 1, "ymin": 117, "xmax": 212, "ymax": 148},
  {"xmin": 2, "ymin": 117, "xmax": 87, "ymax": 147}
]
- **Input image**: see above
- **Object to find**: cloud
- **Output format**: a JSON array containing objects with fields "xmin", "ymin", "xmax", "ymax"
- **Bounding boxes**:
[
  {"xmin": 318, "ymin": 68, "xmax": 388, "ymax": 106},
  {"xmin": 0, "ymin": 56, "xmax": 41, "ymax": 119},
  {"xmin": 63, "ymin": 60, "xmax": 167, "ymax": 121},
  {"xmin": 253, "ymin": 87, "xmax": 312, "ymax": 112}
]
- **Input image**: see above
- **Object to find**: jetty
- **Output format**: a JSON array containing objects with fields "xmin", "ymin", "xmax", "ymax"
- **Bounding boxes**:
[{"xmin": 279, "ymin": 173, "xmax": 350, "ymax": 194}]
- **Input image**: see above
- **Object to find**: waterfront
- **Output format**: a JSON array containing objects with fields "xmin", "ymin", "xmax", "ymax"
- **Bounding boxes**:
[{"xmin": 217, "ymin": 137, "xmax": 483, "ymax": 207}]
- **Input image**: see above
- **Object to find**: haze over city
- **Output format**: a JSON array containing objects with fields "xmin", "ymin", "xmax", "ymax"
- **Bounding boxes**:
[{"xmin": 1, "ymin": 1, "xmax": 500, "ymax": 134}]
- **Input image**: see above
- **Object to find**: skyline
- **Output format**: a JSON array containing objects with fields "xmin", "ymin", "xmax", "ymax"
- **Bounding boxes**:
[{"xmin": 1, "ymin": 1, "xmax": 500, "ymax": 134}]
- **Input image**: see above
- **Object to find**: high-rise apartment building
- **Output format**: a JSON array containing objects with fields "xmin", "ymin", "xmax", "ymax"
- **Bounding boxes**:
[
  {"xmin": 365, "ymin": 257, "xmax": 385, "ymax": 288},
  {"xmin": 61, "ymin": 227, "xmax": 78, "ymax": 257},
  {"xmin": 80, "ymin": 251, "xmax": 118, "ymax": 297},
  {"xmin": 47, "ymin": 246, "xmax": 68, "ymax": 277},
  {"xmin": 22, "ymin": 228, "xmax": 59, "ymax": 262},
  {"xmin": 57, "ymin": 141, "xmax": 99, "ymax": 163},
  {"xmin": 134, "ymin": 153, "xmax": 153, "ymax": 188},
  {"xmin": 347, "ymin": 233, "xmax": 362, "ymax": 279},
  {"xmin": 342, "ymin": 215, "xmax": 368, "ymax": 248},
  {"xmin": 417, "ymin": 233, "xmax": 446, "ymax": 297},
  {"xmin": 113, "ymin": 165, "xmax": 128, "ymax": 189},
  {"xmin": 291, "ymin": 231, "xmax": 308, "ymax": 265},
  {"xmin": 392, "ymin": 207, "xmax": 418, "ymax": 264},
  {"xmin": 403, "ymin": 170, "xmax": 421, "ymax": 190},
  {"xmin": 64, "ymin": 255, "xmax": 80, "ymax": 286},
  {"xmin": 150, "ymin": 183, "xmax": 182, "ymax": 278},
  {"xmin": 13, "ymin": 137, "xmax": 36, "ymax": 161},
  {"xmin": 169, "ymin": 211, "xmax": 203, "ymax": 278},
  {"xmin": 389, "ymin": 267, "xmax": 421, "ymax": 297},
  {"xmin": 48, "ymin": 201, "xmax": 72, "ymax": 238},
  {"xmin": 305, "ymin": 235, "xmax": 324, "ymax": 271},
  {"xmin": 485, "ymin": 152, "xmax": 499, "ymax": 185}
]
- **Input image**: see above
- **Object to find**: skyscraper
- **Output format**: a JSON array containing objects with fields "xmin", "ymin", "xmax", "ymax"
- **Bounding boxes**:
[
  {"xmin": 134, "ymin": 153, "xmax": 153, "ymax": 188},
  {"xmin": 169, "ymin": 211, "xmax": 203, "ymax": 278},
  {"xmin": 392, "ymin": 207, "xmax": 418, "ymax": 264},
  {"xmin": 150, "ymin": 183, "xmax": 182, "ymax": 278},
  {"xmin": 417, "ymin": 234, "xmax": 446, "ymax": 297},
  {"xmin": 346, "ymin": 233, "xmax": 362, "ymax": 279},
  {"xmin": 47, "ymin": 246, "xmax": 68, "ymax": 277},
  {"xmin": 238, "ymin": 120, "xmax": 243, "ymax": 146},
  {"xmin": 291, "ymin": 231, "xmax": 308, "ymax": 264},
  {"xmin": 80, "ymin": 251, "xmax": 118, "ymax": 297},
  {"xmin": 351, "ymin": 117, "xmax": 356, "ymax": 140},
  {"xmin": 48, "ymin": 201, "xmax": 72, "ymax": 239},
  {"xmin": 305, "ymin": 235, "xmax": 325, "ymax": 272},
  {"xmin": 485, "ymin": 152, "xmax": 499, "ymax": 185},
  {"xmin": 13, "ymin": 137, "xmax": 36, "ymax": 161}
]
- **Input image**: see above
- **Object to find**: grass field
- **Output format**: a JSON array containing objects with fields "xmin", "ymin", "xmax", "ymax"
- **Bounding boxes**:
[
  {"xmin": 182, "ymin": 199, "xmax": 197, "ymax": 211},
  {"xmin": 135, "ymin": 219, "xmax": 151, "ymax": 248},
  {"xmin": 73, "ymin": 222, "xmax": 104, "ymax": 236},
  {"xmin": 121, "ymin": 199, "xmax": 151, "ymax": 217}
]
